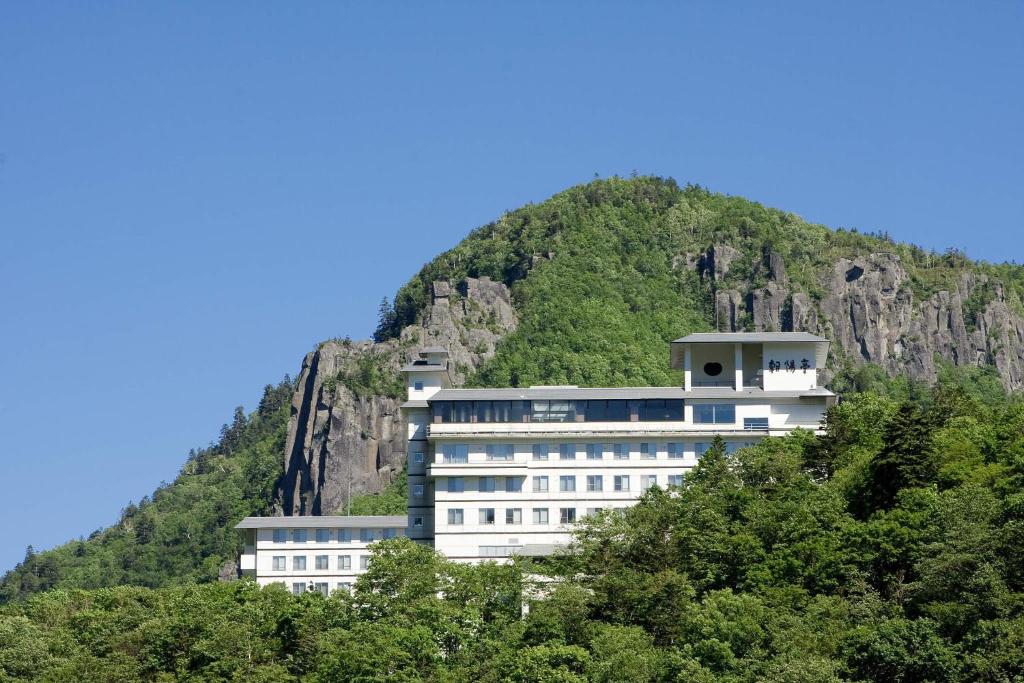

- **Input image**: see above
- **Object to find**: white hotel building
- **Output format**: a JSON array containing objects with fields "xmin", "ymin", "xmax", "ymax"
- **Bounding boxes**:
[{"xmin": 238, "ymin": 332, "xmax": 834, "ymax": 588}]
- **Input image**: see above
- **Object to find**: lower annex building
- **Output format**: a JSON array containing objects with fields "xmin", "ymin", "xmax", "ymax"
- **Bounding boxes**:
[{"xmin": 237, "ymin": 332, "xmax": 835, "ymax": 593}]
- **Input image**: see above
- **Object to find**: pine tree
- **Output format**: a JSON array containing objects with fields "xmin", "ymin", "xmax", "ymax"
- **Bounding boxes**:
[
  {"xmin": 374, "ymin": 296, "xmax": 395, "ymax": 342},
  {"xmin": 865, "ymin": 402, "xmax": 937, "ymax": 512}
]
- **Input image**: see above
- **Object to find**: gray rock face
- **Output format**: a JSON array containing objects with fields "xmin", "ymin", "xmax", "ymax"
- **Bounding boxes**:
[
  {"xmin": 749, "ymin": 282, "xmax": 787, "ymax": 332},
  {"xmin": 691, "ymin": 247, "xmax": 1024, "ymax": 390},
  {"xmin": 698, "ymin": 244, "xmax": 743, "ymax": 282},
  {"xmin": 276, "ymin": 277, "xmax": 518, "ymax": 515},
  {"xmin": 715, "ymin": 290, "xmax": 743, "ymax": 332}
]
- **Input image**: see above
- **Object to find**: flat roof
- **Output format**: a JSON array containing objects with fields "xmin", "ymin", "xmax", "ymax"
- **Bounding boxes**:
[
  {"xmin": 673, "ymin": 332, "xmax": 827, "ymax": 343},
  {"xmin": 419, "ymin": 346, "xmax": 448, "ymax": 354},
  {"xmin": 400, "ymin": 362, "xmax": 448, "ymax": 373},
  {"xmin": 235, "ymin": 515, "xmax": 407, "ymax": 530},
  {"xmin": 429, "ymin": 386, "xmax": 833, "ymax": 401}
]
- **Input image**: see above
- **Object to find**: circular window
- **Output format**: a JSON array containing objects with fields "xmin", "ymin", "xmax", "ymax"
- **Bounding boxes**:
[{"xmin": 703, "ymin": 362, "xmax": 723, "ymax": 377}]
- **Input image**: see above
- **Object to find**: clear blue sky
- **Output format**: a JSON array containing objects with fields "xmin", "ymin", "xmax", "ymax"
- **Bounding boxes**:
[{"xmin": 1, "ymin": 2, "xmax": 1021, "ymax": 573}]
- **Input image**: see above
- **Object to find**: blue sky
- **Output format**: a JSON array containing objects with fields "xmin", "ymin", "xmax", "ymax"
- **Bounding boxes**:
[{"xmin": 1, "ymin": 2, "xmax": 1021, "ymax": 572}]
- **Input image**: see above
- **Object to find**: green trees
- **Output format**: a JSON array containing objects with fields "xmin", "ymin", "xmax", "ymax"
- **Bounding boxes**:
[
  {"xmin": 862, "ymin": 402, "xmax": 937, "ymax": 514},
  {"xmin": 0, "ymin": 377, "xmax": 295, "ymax": 604},
  {"xmin": 5, "ymin": 384, "xmax": 1024, "ymax": 682}
]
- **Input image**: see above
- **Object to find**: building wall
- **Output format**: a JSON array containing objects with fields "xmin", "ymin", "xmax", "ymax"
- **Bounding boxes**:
[
  {"xmin": 429, "ymin": 436, "xmax": 760, "ymax": 561},
  {"xmin": 690, "ymin": 343, "xmax": 737, "ymax": 387},
  {"xmin": 762, "ymin": 343, "xmax": 819, "ymax": 391},
  {"xmin": 241, "ymin": 525, "xmax": 405, "ymax": 595}
]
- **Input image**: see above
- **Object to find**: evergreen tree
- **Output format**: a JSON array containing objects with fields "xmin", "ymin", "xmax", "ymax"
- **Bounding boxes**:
[
  {"xmin": 373, "ymin": 296, "xmax": 395, "ymax": 342},
  {"xmin": 864, "ymin": 402, "xmax": 937, "ymax": 513}
]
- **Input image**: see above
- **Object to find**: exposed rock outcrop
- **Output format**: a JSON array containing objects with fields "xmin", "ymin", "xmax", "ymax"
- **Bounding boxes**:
[
  {"xmin": 276, "ymin": 277, "xmax": 517, "ymax": 515},
  {"xmin": 698, "ymin": 244, "xmax": 743, "ymax": 282},
  {"xmin": 688, "ymin": 246, "xmax": 1024, "ymax": 389}
]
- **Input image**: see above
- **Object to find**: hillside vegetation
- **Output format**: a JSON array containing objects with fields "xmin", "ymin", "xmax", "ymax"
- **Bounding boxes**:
[
  {"xmin": 3, "ymin": 367, "xmax": 1024, "ymax": 681},
  {"xmin": 0, "ymin": 380, "xmax": 294, "ymax": 603},
  {"xmin": 379, "ymin": 177, "xmax": 1024, "ymax": 387}
]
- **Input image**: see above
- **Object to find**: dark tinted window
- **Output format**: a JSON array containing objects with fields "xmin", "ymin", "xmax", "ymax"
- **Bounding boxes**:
[{"xmin": 638, "ymin": 399, "xmax": 684, "ymax": 421}]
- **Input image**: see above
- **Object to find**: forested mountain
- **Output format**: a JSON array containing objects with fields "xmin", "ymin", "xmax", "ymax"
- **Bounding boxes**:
[
  {"xmin": 4, "ymin": 177, "xmax": 1024, "ymax": 681},
  {"xmin": 281, "ymin": 176, "xmax": 1024, "ymax": 516}
]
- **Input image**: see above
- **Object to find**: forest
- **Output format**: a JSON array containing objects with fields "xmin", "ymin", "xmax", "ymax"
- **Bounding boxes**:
[{"xmin": 3, "ymin": 365, "xmax": 1024, "ymax": 681}]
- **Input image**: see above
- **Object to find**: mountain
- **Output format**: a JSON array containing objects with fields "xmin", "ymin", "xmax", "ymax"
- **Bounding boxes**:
[
  {"xmin": 4, "ymin": 176, "xmax": 1024, "ymax": 600},
  {"xmin": 278, "ymin": 176, "xmax": 1024, "ymax": 515}
]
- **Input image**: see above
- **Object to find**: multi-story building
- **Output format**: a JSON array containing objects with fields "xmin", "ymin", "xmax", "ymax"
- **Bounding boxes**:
[
  {"xmin": 236, "ymin": 515, "xmax": 407, "ymax": 594},
  {"xmin": 238, "ymin": 332, "xmax": 834, "ymax": 585}
]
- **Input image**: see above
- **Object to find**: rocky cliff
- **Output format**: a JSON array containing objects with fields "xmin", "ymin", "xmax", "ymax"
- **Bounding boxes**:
[
  {"xmin": 698, "ymin": 246, "xmax": 1024, "ymax": 388},
  {"xmin": 277, "ymin": 277, "xmax": 517, "ymax": 515}
]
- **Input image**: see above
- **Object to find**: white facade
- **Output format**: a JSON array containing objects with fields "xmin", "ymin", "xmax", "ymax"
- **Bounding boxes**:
[
  {"xmin": 236, "ymin": 516, "xmax": 407, "ymax": 595},
  {"xmin": 238, "ymin": 333, "xmax": 835, "ymax": 583},
  {"xmin": 405, "ymin": 332, "xmax": 834, "ymax": 563}
]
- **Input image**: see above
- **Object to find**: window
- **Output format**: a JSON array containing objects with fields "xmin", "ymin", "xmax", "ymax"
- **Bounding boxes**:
[
  {"xmin": 505, "ymin": 477, "xmax": 523, "ymax": 493},
  {"xmin": 292, "ymin": 582, "xmax": 306, "ymax": 596},
  {"xmin": 337, "ymin": 582, "xmax": 352, "ymax": 592},
  {"xmin": 532, "ymin": 443, "xmax": 549, "ymax": 460},
  {"xmin": 614, "ymin": 475, "xmax": 630, "ymax": 492},
  {"xmin": 532, "ymin": 400, "xmax": 576, "ymax": 423},
  {"xmin": 479, "ymin": 477, "xmax": 496, "ymax": 492},
  {"xmin": 533, "ymin": 508, "xmax": 549, "ymax": 525},
  {"xmin": 668, "ymin": 474, "xmax": 684, "ymax": 487},
  {"xmin": 360, "ymin": 528, "xmax": 374, "ymax": 543},
  {"xmin": 412, "ymin": 516, "xmax": 424, "ymax": 528},
  {"xmin": 292, "ymin": 529, "xmax": 308, "ymax": 543},
  {"xmin": 383, "ymin": 528, "xmax": 397, "ymax": 539},
  {"xmin": 744, "ymin": 417, "xmax": 769, "ymax": 430},
  {"xmin": 315, "ymin": 583, "xmax": 329, "ymax": 597},
  {"xmin": 273, "ymin": 529, "xmax": 287, "ymax": 543},
  {"xmin": 586, "ymin": 507, "xmax": 604, "ymax": 516},
  {"xmin": 667, "ymin": 442, "xmax": 685, "ymax": 459},
  {"xmin": 695, "ymin": 442, "xmax": 711, "ymax": 457},
  {"xmin": 693, "ymin": 403, "xmax": 736, "ymax": 424},
  {"xmin": 414, "ymin": 381, "xmax": 424, "ymax": 391},
  {"xmin": 441, "ymin": 444, "xmax": 469, "ymax": 463},
  {"xmin": 640, "ymin": 442, "xmax": 655, "ymax": 459},
  {"xmin": 506, "ymin": 508, "xmax": 522, "ymax": 524},
  {"xmin": 413, "ymin": 484, "xmax": 424, "ymax": 497},
  {"xmin": 315, "ymin": 528, "xmax": 331, "ymax": 543},
  {"xmin": 412, "ymin": 451, "xmax": 424, "ymax": 464},
  {"xmin": 272, "ymin": 556, "xmax": 286, "ymax": 571},
  {"xmin": 638, "ymin": 399, "xmax": 685, "ymax": 421},
  {"xmin": 359, "ymin": 555, "xmax": 370, "ymax": 570},
  {"xmin": 559, "ymin": 443, "xmax": 577, "ymax": 460},
  {"xmin": 559, "ymin": 475, "xmax": 576, "ymax": 492},
  {"xmin": 585, "ymin": 443, "xmax": 603, "ymax": 460},
  {"xmin": 533, "ymin": 476, "xmax": 549, "ymax": 493},
  {"xmin": 448, "ymin": 477, "xmax": 465, "ymax": 493},
  {"xmin": 447, "ymin": 508, "xmax": 464, "ymax": 525},
  {"xmin": 582, "ymin": 400, "xmax": 630, "ymax": 421},
  {"xmin": 480, "ymin": 508, "xmax": 496, "ymax": 525},
  {"xmin": 475, "ymin": 401, "xmax": 517, "ymax": 423},
  {"xmin": 315, "ymin": 555, "xmax": 329, "ymax": 570},
  {"xmin": 613, "ymin": 443, "xmax": 630, "ymax": 460},
  {"xmin": 560, "ymin": 508, "xmax": 577, "ymax": 524},
  {"xmin": 640, "ymin": 474, "xmax": 658, "ymax": 490},
  {"xmin": 433, "ymin": 401, "xmax": 473, "ymax": 423},
  {"xmin": 338, "ymin": 555, "xmax": 351, "ymax": 570},
  {"xmin": 486, "ymin": 444, "xmax": 514, "ymax": 461},
  {"xmin": 293, "ymin": 556, "xmax": 307, "ymax": 571},
  {"xmin": 587, "ymin": 475, "xmax": 603, "ymax": 492},
  {"xmin": 338, "ymin": 529, "xmax": 352, "ymax": 542}
]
